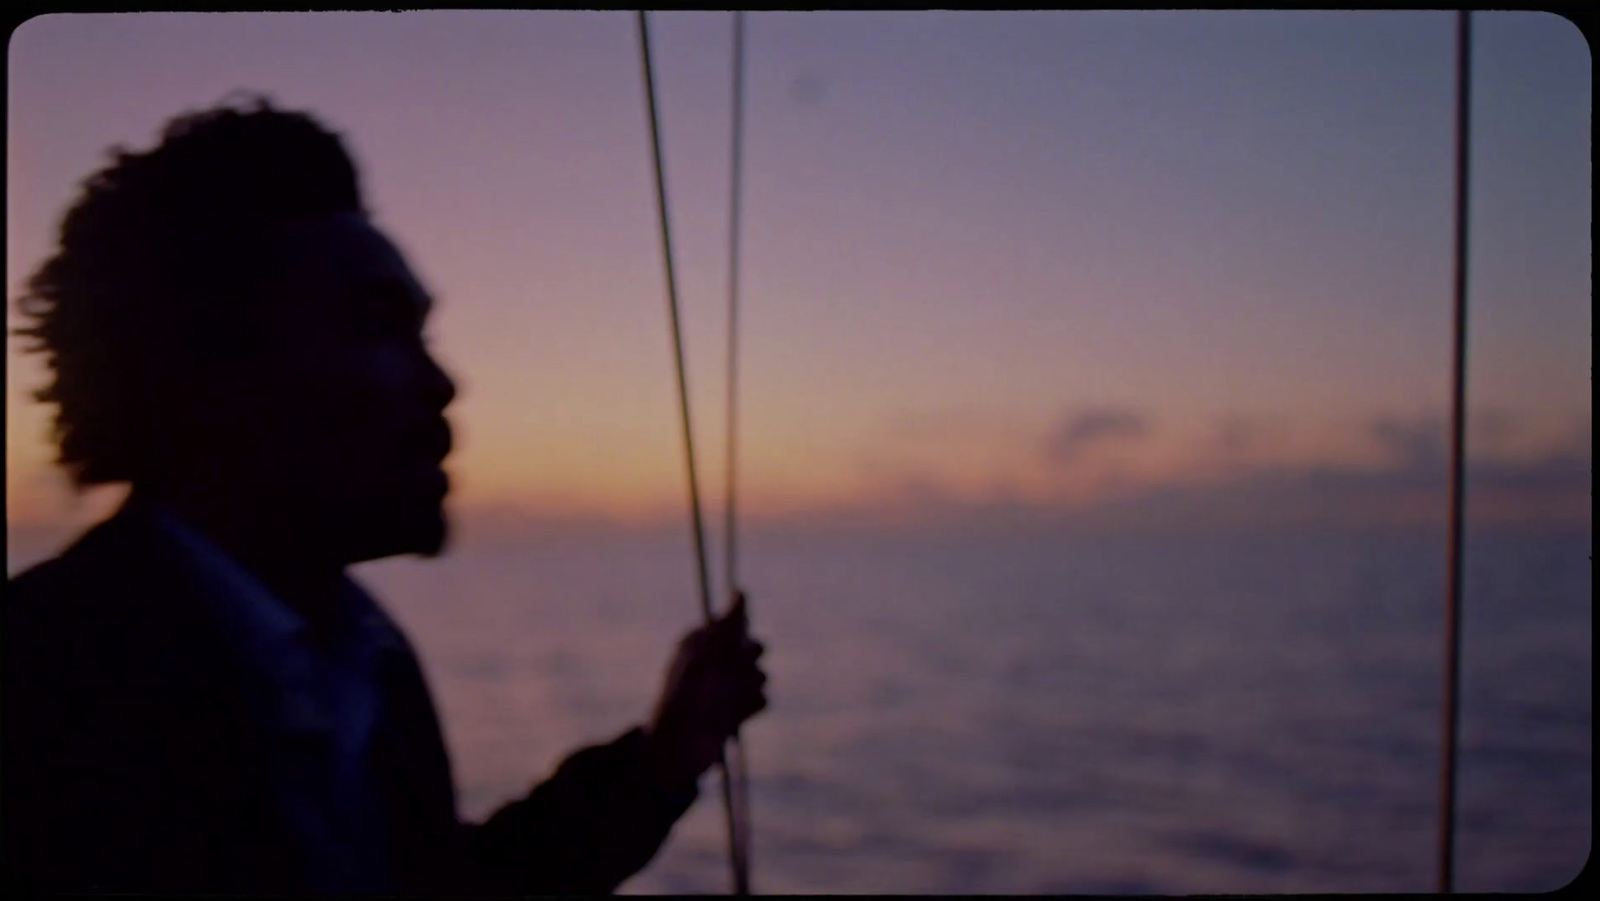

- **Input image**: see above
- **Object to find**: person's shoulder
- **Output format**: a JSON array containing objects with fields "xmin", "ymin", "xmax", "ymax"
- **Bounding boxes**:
[
  {"xmin": 7, "ymin": 537, "xmax": 97, "ymax": 655},
  {"xmin": 4, "ymin": 507, "xmax": 163, "ymax": 636},
  {"xmin": 5, "ymin": 545, "xmax": 91, "ymax": 687},
  {"xmin": 4, "ymin": 504, "xmax": 217, "ymax": 694},
  {"xmin": 8, "ymin": 518, "xmax": 114, "ymax": 597},
  {"xmin": 7, "ymin": 553, "xmax": 64, "ymax": 599},
  {"xmin": 7, "ymin": 539, "xmax": 88, "ymax": 617}
]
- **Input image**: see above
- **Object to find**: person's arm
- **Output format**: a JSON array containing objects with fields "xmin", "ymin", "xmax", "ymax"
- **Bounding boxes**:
[
  {"xmin": 462, "ymin": 593, "xmax": 766, "ymax": 895},
  {"xmin": 466, "ymin": 728, "xmax": 700, "ymax": 894}
]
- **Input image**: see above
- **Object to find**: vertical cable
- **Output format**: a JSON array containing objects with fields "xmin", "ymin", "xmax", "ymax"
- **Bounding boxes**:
[
  {"xmin": 636, "ymin": 11, "xmax": 748, "ymax": 895},
  {"xmin": 724, "ymin": 3, "xmax": 746, "ymax": 613},
  {"xmin": 722, "ymin": 9, "xmax": 754, "ymax": 894},
  {"xmin": 1438, "ymin": 8, "xmax": 1472, "ymax": 895}
]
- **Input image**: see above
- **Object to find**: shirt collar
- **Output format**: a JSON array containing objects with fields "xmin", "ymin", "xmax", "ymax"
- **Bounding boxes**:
[
  {"xmin": 137, "ymin": 499, "xmax": 405, "ymax": 697},
  {"xmin": 144, "ymin": 501, "xmax": 309, "ymax": 655}
]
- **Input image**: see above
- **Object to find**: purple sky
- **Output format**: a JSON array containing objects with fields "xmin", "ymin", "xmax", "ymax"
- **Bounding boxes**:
[{"xmin": 6, "ymin": 11, "xmax": 1590, "ymax": 532}]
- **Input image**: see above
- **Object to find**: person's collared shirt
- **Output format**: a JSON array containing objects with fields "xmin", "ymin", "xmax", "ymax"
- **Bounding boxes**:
[{"xmin": 145, "ymin": 501, "xmax": 403, "ymax": 893}]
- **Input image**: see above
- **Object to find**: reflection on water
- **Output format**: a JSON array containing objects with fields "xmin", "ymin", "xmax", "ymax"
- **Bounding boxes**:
[
  {"xmin": 8, "ymin": 523, "xmax": 1587, "ymax": 892},
  {"xmin": 347, "ymin": 525, "xmax": 1590, "ymax": 894}
]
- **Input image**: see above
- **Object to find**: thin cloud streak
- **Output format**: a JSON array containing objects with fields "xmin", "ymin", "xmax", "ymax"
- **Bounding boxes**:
[
  {"xmin": 749, "ymin": 449, "xmax": 1590, "ymax": 537},
  {"xmin": 1042, "ymin": 406, "xmax": 1152, "ymax": 465}
]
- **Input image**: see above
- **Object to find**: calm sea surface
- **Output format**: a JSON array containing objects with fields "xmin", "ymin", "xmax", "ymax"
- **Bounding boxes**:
[
  {"xmin": 350, "ymin": 525, "xmax": 1589, "ymax": 894},
  {"xmin": 8, "ymin": 523, "xmax": 1590, "ymax": 893}
]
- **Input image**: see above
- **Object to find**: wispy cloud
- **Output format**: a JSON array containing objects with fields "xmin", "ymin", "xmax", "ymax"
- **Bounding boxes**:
[
  {"xmin": 1370, "ymin": 415, "xmax": 1446, "ymax": 470},
  {"xmin": 1213, "ymin": 415, "xmax": 1263, "ymax": 453},
  {"xmin": 757, "ymin": 411, "xmax": 1590, "ymax": 536},
  {"xmin": 1042, "ymin": 406, "xmax": 1151, "ymax": 465},
  {"xmin": 1208, "ymin": 413, "xmax": 1301, "ymax": 459},
  {"xmin": 1471, "ymin": 407, "xmax": 1518, "ymax": 446}
]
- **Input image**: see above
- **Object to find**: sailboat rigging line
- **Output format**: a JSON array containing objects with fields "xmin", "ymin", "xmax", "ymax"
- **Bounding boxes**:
[
  {"xmin": 633, "ymin": 10, "xmax": 1471, "ymax": 896},
  {"xmin": 635, "ymin": 11, "xmax": 751, "ymax": 895},
  {"xmin": 1438, "ymin": 9, "xmax": 1471, "ymax": 895},
  {"xmin": 724, "ymin": 5, "xmax": 745, "ymax": 619},
  {"xmin": 723, "ymin": 9, "xmax": 755, "ymax": 894}
]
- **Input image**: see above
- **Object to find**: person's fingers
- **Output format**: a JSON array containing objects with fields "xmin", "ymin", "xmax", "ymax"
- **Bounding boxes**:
[
  {"xmin": 723, "ymin": 593, "xmax": 749, "ymax": 638},
  {"xmin": 681, "ymin": 623, "xmax": 713, "ymax": 655},
  {"xmin": 743, "ymin": 672, "xmax": 767, "ymax": 700},
  {"xmin": 737, "ymin": 668, "xmax": 767, "ymax": 709},
  {"xmin": 738, "ymin": 689, "xmax": 768, "ymax": 725},
  {"xmin": 719, "ymin": 695, "xmax": 765, "ymax": 737},
  {"xmin": 701, "ymin": 664, "xmax": 765, "ymax": 721},
  {"xmin": 739, "ymin": 637, "xmax": 764, "ymax": 663},
  {"xmin": 707, "ymin": 610, "xmax": 748, "ymax": 662}
]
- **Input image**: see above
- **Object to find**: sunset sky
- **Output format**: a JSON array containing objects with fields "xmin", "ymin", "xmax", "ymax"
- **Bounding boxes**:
[{"xmin": 6, "ymin": 11, "xmax": 1591, "ymax": 537}]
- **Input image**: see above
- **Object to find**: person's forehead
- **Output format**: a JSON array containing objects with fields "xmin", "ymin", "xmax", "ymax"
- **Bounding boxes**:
[{"xmin": 274, "ymin": 211, "xmax": 430, "ymax": 308}]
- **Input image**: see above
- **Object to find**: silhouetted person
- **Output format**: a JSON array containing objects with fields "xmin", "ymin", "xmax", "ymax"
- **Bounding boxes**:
[{"xmin": 4, "ymin": 95, "xmax": 767, "ymax": 895}]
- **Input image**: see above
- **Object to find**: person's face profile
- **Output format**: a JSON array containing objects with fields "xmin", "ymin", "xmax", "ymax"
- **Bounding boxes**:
[{"xmin": 243, "ymin": 211, "xmax": 458, "ymax": 564}]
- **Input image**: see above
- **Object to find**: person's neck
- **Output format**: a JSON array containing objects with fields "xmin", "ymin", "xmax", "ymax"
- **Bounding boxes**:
[{"xmin": 139, "ymin": 481, "xmax": 349, "ymax": 643}]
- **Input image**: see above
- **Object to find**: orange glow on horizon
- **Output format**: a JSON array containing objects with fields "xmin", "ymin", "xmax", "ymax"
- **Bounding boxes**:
[{"xmin": 5, "ymin": 12, "xmax": 1589, "ymax": 542}]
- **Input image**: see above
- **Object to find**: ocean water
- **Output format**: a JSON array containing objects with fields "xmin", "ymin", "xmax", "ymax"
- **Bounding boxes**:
[{"xmin": 336, "ymin": 524, "xmax": 1593, "ymax": 894}]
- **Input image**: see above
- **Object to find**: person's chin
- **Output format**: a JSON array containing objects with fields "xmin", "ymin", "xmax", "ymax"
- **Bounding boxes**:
[
  {"xmin": 397, "ymin": 489, "xmax": 450, "ymax": 557},
  {"xmin": 347, "ymin": 482, "xmax": 451, "ymax": 563},
  {"xmin": 350, "ymin": 507, "xmax": 448, "ymax": 563},
  {"xmin": 411, "ymin": 508, "xmax": 451, "ymax": 558}
]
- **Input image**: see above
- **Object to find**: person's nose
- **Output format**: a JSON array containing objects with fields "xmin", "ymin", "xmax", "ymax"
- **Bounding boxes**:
[{"xmin": 423, "ymin": 351, "xmax": 458, "ymax": 412}]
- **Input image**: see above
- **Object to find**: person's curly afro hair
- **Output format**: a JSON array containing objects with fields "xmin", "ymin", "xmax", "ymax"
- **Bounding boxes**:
[{"xmin": 13, "ymin": 93, "xmax": 367, "ymax": 488}]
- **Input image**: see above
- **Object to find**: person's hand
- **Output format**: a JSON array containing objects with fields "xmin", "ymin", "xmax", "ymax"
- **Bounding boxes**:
[{"xmin": 642, "ymin": 591, "xmax": 767, "ymax": 789}]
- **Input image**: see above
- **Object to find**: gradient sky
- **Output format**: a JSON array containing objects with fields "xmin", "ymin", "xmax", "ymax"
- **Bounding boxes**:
[{"xmin": 6, "ymin": 11, "xmax": 1591, "ymax": 531}]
